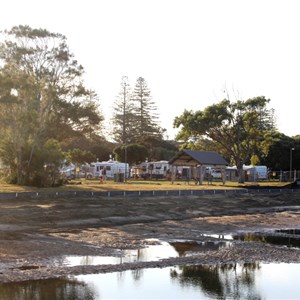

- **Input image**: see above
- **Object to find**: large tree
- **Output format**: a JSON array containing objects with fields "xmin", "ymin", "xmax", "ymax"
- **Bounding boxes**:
[
  {"xmin": 174, "ymin": 96, "xmax": 276, "ymax": 182},
  {"xmin": 131, "ymin": 77, "xmax": 163, "ymax": 141},
  {"xmin": 0, "ymin": 25, "xmax": 103, "ymax": 186},
  {"xmin": 112, "ymin": 76, "xmax": 135, "ymax": 144},
  {"xmin": 112, "ymin": 76, "xmax": 168, "ymax": 163}
]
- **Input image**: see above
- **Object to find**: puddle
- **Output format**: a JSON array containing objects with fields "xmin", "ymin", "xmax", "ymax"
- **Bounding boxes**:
[
  {"xmin": 61, "ymin": 240, "xmax": 177, "ymax": 266},
  {"xmin": 202, "ymin": 233, "xmax": 233, "ymax": 240},
  {"xmin": 60, "ymin": 239, "xmax": 232, "ymax": 267}
]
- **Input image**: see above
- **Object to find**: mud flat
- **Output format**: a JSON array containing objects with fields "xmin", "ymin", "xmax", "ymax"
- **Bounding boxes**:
[{"xmin": 0, "ymin": 190, "xmax": 300, "ymax": 282}]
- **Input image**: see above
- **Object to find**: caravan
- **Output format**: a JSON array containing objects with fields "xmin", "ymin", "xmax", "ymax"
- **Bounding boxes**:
[
  {"xmin": 132, "ymin": 160, "xmax": 170, "ymax": 179},
  {"xmin": 90, "ymin": 160, "xmax": 130, "ymax": 180},
  {"xmin": 226, "ymin": 165, "xmax": 268, "ymax": 181}
]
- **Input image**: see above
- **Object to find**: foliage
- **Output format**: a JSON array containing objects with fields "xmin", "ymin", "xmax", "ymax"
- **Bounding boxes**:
[
  {"xmin": 68, "ymin": 148, "xmax": 96, "ymax": 165},
  {"xmin": 112, "ymin": 76, "xmax": 136, "ymax": 144},
  {"xmin": 130, "ymin": 77, "xmax": 164, "ymax": 141},
  {"xmin": 261, "ymin": 132, "xmax": 300, "ymax": 171},
  {"xmin": 113, "ymin": 143, "xmax": 148, "ymax": 165},
  {"xmin": 138, "ymin": 136, "xmax": 178, "ymax": 161},
  {"xmin": 111, "ymin": 76, "xmax": 173, "ymax": 163},
  {"xmin": 0, "ymin": 25, "xmax": 104, "ymax": 186}
]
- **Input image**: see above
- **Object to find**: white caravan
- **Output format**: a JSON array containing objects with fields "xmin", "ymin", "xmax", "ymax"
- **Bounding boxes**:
[
  {"xmin": 90, "ymin": 160, "xmax": 130, "ymax": 180},
  {"xmin": 226, "ymin": 165, "xmax": 268, "ymax": 181},
  {"xmin": 132, "ymin": 160, "xmax": 170, "ymax": 179}
]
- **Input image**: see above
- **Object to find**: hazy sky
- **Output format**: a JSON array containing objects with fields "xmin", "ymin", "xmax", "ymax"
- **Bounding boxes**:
[{"xmin": 1, "ymin": 0, "xmax": 299, "ymax": 139}]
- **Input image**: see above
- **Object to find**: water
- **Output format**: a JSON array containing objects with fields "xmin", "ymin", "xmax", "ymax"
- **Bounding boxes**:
[
  {"xmin": 75, "ymin": 263, "xmax": 300, "ymax": 299},
  {"xmin": 61, "ymin": 239, "xmax": 231, "ymax": 267},
  {"xmin": 62, "ymin": 240, "xmax": 180, "ymax": 266},
  {"xmin": 1, "ymin": 263, "xmax": 300, "ymax": 299},
  {"xmin": 232, "ymin": 229, "xmax": 300, "ymax": 249},
  {"xmin": 1, "ymin": 235, "xmax": 300, "ymax": 299}
]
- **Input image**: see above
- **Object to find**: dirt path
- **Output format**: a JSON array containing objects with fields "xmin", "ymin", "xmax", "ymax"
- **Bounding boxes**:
[{"xmin": 0, "ymin": 190, "xmax": 300, "ymax": 282}]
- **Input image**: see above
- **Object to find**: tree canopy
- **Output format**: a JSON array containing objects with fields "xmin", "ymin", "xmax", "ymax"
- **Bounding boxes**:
[{"xmin": 0, "ymin": 25, "xmax": 104, "ymax": 186}]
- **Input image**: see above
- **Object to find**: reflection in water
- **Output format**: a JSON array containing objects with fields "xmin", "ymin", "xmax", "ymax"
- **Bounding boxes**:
[
  {"xmin": 63, "ymin": 240, "xmax": 232, "ymax": 267},
  {"xmin": 0, "ymin": 277, "xmax": 97, "ymax": 300},
  {"xmin": 2, "ymin": 263, "xmax": 300, "ymax": 299},
  {"xmin": 233, "ymin": 230, "xmax": 300, "ymax": 248},
  {"xmin": 2, "ymin": 236, "xmax": 300, "ymax": 299},
  {"xmin": 171, "ymin": 263, "xmax": 261, "ymax": 299},
  {"xmin": 170, "ymin": 240, "xmax": 231, "ymax": 256},
  {"xmin": 63, "ymin": 240, "xmax": 179, "ymax": 267}
]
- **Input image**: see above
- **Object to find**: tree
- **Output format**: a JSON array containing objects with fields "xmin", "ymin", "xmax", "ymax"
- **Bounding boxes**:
[
  {"xmin": 111, "ymin": 76, "xmax": 171, "ymax": 164},
  {"xmin": 174, "ymin": 96, "xmax": 276, "ymax": 182},
  {"xmin": 112, "ymin": 76, "xmax": 135, "ymax": 144},
  {"xmin": 0, "ymin": 25, "xmax": 103, "ymax": 186},
  {"xmin": 261, "ymin": 132, "xmax": 299, "ymax": 171},
  {"xmin": 131, "ymin": 77, "xmax": 163, "ymax": 141},
  {"xmin": 113, "ymin": 143, "xmax": 148, "ymax": 165},
  {"xmin": 68, "ymin": 148, "xmax": 96, "ymax": 165}
]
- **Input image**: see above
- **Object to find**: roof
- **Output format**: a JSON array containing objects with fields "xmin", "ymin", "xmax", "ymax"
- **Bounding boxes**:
[{"xmin": 168, "ymin": 149, "xmax": 229, "ymax": 167}]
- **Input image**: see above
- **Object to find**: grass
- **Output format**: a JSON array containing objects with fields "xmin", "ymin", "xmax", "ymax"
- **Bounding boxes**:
[{"xmin": 0, "ymin": 178, "xmax": 291, "ymax": 193}]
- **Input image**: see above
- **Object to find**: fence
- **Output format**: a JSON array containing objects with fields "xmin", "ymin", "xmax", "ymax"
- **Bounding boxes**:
[
  {"xmin": 0, "ymin": 187, "xmax": 299, "ymax": 200},
  {"xmin": 267, "ymin": 170, "xmax": 300, "ymax": 182}
]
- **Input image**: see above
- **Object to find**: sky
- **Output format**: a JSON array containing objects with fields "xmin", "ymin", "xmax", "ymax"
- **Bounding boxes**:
[{"xmin": 1, "ymin": 0, "xmax": 299, "ymax": 139}]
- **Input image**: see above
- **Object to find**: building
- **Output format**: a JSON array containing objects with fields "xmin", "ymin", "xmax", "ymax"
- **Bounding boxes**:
[{"xmin": 168, "ymin": 149, "xmax": 229, "ymax": 184}]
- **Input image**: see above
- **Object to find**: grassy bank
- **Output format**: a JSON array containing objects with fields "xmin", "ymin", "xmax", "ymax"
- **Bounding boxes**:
[{"xmin": 0, "ymin": 178, "xmax": 291, "ymax": 193}]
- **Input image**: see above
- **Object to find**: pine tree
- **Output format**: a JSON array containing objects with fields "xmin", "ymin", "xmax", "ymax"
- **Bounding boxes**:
[
  {"xmin": 131, "ymin": 77, "xmax": 162, "ymax": 142},
  {"xmin": 112, "ymin": 76, "xmax": 135, "ymax": 144}
]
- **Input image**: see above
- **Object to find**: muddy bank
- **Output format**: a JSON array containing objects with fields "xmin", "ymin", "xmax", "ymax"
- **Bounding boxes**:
[{"xmin": 0, "ymin": 190, "xmax": 300, "ymax": 283}]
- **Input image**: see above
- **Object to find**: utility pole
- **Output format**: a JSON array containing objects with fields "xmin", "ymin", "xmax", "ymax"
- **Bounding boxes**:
[{"xmin": 290, "ymin": 148, "xmax": 295, "ymax": 181}]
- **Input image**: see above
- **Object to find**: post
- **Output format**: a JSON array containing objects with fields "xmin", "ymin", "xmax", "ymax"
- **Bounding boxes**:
[
  {"xmin": 290, "ymin": 148, "xmax": 295, "ymax": 181},
  {"xmin": 124, "ymin": 145, "xmax": 127, "ymax": 183}
]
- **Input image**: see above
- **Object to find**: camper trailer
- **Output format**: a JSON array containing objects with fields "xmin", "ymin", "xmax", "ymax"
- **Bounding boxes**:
[
  {"xmin": 226, "ymin": 165, "xmax": 268, "ymax": 181},
  {"xmin": 90, "ymin": 160, "xmax": 130, "ymax": 180},
  {"xmin": 132, "ymin": 160, "xmax": 170, "ymax": 179}
]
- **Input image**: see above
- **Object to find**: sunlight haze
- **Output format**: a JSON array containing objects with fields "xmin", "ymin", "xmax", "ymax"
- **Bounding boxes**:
[{"xmin": 1, "ymin": 0, "xmax": 299, "ymax": 139}]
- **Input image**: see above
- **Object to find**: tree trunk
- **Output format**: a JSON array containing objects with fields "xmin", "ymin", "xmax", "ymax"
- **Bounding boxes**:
[{"xmin": 237, "ymin": 164, "xmax": 245, "ymax": 183}]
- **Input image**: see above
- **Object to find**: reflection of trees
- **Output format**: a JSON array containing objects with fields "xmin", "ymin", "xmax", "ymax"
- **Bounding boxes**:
[
  {"xmin": 170, "ymin": 263, "xmax": 262, "ymax": 299},
  {"xmin": 171, "ymin": 265, "xmax": 224, "ymax": 298},
  {"xmin": 129, "ymin": 249, "xmax": 144, "ymax": 281},
  {"xmin": 0, "ymin": 277, "xmax": 97, "ymax": 300},
  {"xmin": 80, "ymin": 256, "xmax": 97, "ymax": 266},
  {"xmin": 234, "ymin": 232, "xmax": 300, "ymax": 248},
  {"xmin": 131, "ymin": 268, "xmax": 143, "ymax": 281},
  {"xmin": 171, "ymin": 241, "xmax": 229, "ymax": 256},
  {"xmin": 234, "ymin": 233, "xmax": 266, "ymax": 243}
]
